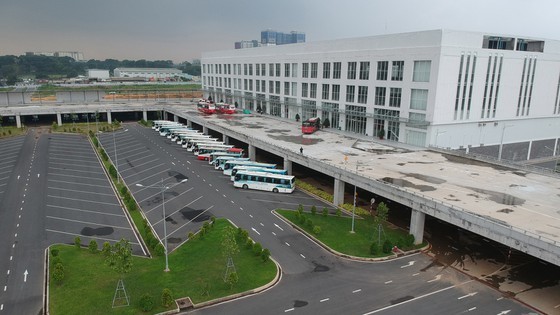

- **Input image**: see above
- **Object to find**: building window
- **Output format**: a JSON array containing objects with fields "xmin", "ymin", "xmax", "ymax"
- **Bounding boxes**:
[
  {"xmin": 291, "ymin": 63, "xmax": 298, "ymax": 78},
  {"xmin": 409, "ymin": 112, "xmax": 427, "ymax": 129},
  {"xmin": 413, "ymin": 61, "xmax": 431, "ymax": 82},
  {"xmin": 410, "ymin": 89, "xmax": 428, "ymax": 110},
  {"xmin": 357, "ymin": 86, "xmax": 368, "ymax": 104},
  {"xmin": 359, "ymin": 62, "xmax": 370, "ymax": 80},
  {"xmin": 391, "ymin": 61, "xmax": 404, "ymax": 81},
  {"xmin": 333, "ymin": 62, "xmax": 341, "ymax": 79},
  {"xmin": 284, "ymin": 63, "xmax": 290, "ymax": 77},
  {"xmin": 323, "ymin": 62, "xmax": 331, "ymax": 79},
  {"xmin": 244, "ymin": 64, "xmax": 248, "ymax": 76},
  {"xmin": 228, "ymin": 64, "xmax": 231, "ymax": 74},
  {"xmin": 256, "ymin": 64, "xmax": 260, "ymax": 76},
  {"xmin": 256, "ymin": 80, "xmax": 260, "ymax": 92},
  {"xmin": 347, "ymin": 62, "xmax": 357, "ymax": 79},
  {"xmin": 346, "ymin": 85, "xmax": 355, "ymax": 102},
  {"xmin": 375, "ymin": 87, "xmax": 386, "ymax": 106},
  {"xmin": 284, "ymin": 82, "xmax": 290, "ymax": 95},
  {"xmin": 322, "ymin": 84, "xmax": 330, "ymax": 100},
  {"xmin": 345, "ymin": 105, "xmax": 366, "ymax": 135},
  {"xmin": 302, "ymin": 63, "xmax": 309, "ymax": 78},
  {"xmin": 275, "ymin": 81, "xmax": 281, "ymax": 94},
  {"xmin": 261, "ymin": 63, "xmax": 266, "ymax": 76},
  {"xmin": 310, "ymin": 83, "xmax": 317, "ymax": 98},
  {"xmin": 389, "ymin": 88, "xmax": 402, "ymax": 107},
  {"xmin": 261, "ymin": 80, "xmax": 266, "ymax": 93},
  {"xmin": 302, "ymin": 83, "xmax": 308, "ymax": 98},
  {"xmin": 275, "ymin": 63, "xmax": 281, "ymax": 77},
  {"xmin": 377, "ymin": 61, "xmax": 388, "ymax": 80},
  {"xmin": 269, "ymin": 80, "xmax": 274, "ymax": 94},
  {"xmin": 291, "ymin": 82, "xmax": 297, "ymax": 96},
  {"xmin": 269, "ymin": 64, "xmax": 274, "ymax": 76},
  {"xmin": 249, "ymin": 64, "xmax": 253, "ymax": 76},
  {"xmin": 311, "ymin": 63, "xmax": 318, "ymax": 78},
  {"xmin": 249, "ymin": 79, "xmax": 253, "ymax": 91},
  {"xmin": 244, "ymin": 79, "xmax": 247, "ymax": 90},
  {"xmin": 332, "ymin": 84, "xmax": 340, "ymax": 101}
]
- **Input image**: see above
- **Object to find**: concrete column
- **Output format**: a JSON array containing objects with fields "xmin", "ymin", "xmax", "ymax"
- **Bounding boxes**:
[
  {"xmin": 409, "ymin": 209, "xmax": 426, "ymax": 245},
  {"xmin": 283, "ymin": 157, "xmax": 292, "ymax": 175},
  {"xmin": 203, "ymin": 126, "xmax": 208, "ymax": 135},
  {"xmin": 143, "ymin": 110, "xmax": 148, "ymax": 121},
  {"xmin": 107, "ymin": 111, "xmax": 112, "ymax": 123},
  {"xmin": 527, "ymin": 141, "xmax": 533, "ymax": 160},
  {"xmin": 281, "ymin": 104, "xmax": 286, "ymax": 118},
  {"xmin": 173, "ymin": 115, "xmax": 179, "ymax": 122},
  {"xmin": 15, "ymin": 115, "xmax": 21, "ymax": 128},
  {"xmin": 333, "ymin": 177, "xmax": 345, "ymax": 206},
  {"xmin": 223, "ymin": 134, "xmax": 229, "ymax": 144},
  {"xmin": 57, "ymin": 113, "xmax": 62, "ymax": 126},
  {"xmin": 248, "ymin": 144, "xmax": 256, "ymax": 161},
  {"xmin": 187, "ymin": 120, "xmax": 192, "ymax": 128},
  {"xmin": 163, "ymin": 111, "xmax": 168, "ymax": 120}
]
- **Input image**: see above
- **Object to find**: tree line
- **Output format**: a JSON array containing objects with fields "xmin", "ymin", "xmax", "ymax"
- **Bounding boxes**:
[{"xmin": 0, "ymin": 55, "xmax": 201, "ymax": 85}]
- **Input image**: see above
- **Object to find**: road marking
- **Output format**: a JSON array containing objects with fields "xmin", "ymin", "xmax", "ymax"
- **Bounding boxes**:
[
  {"xmin": 285, "ymin": 242, "xmax": 290, "ymax": 247},
  {"xmin": 3, "ymin": 286, "xmax": 6, "ymax": 292},
  {"xmin": 12, "ymin": 244, "xmax": 15, "ymax": 248},
  {"xmin": 38, "ymin": 173, "xmax": 40, "ymax": 178},
  {"xmin": 300, "ymin": 254, "xmax": 306, "ymax": 259},
  {"xmin": 468, "ymin": 307, "xmax": 477, "ymax": 311},
  {"xmin": 215, "ymin": 189, "xmax": 219, "ymax": 192},
  {"xmin": 187, "ymin": 161, "xmax": 191, "ymax": 164},
  {"xmin": 274, "ymin": 223, "xmax": 284, "ymax": 231},
  {"xmin": 223, "ymin": 194, "xmax": 227, "ymax": 198},
  {"xmin": 249, "ymin": 214, "xmax": 253, "ymax": 218},
  {"xmin": 9, "ymin": 256, "xmax": 12, "ymax": 261},
  {"xmin": 6, "ymin": 270, "xmax": 9, "ymax": 275},
  {"xmin": 497, "ymin": 311, "xmax": 511, "ymax": 315},
  {"xmin": 230, "ymin": 200, "xmax": 234, "ymax": 204},
  {"xmin": 240, "ymin": 207, "xmax": 244, "ymax": 211},
  {"xmin": 320, "ymin": 298, "xmax": 330, "ymax": 302},
  {"xmin": 458, "ymin": 292, "xmax": 477, "ymax": 300},
  {"xmin": 23, "ymin": 270, "xmax": 28, "ymax": 282},
  {"xmin": 17, "ymin": 175, "xmax": 20, "ymax": 180},
  {"xmin": 14, "ymin": 233, "xmax": 17, "ymax": 237},
  {"xmin": 1, "ymin": 303, "xmax": 3, "ymax": 310},
  {"xmin": 451, "ymin": 246, "xmax": 458, "ymax": 251},
  {"xmin": 496, "ymin": 297, "xmax": 503, "ymax": 301},
  {"xmin": 384, "ymin": 280, "xmax": 393, "ymax": 284},
  {"xmin": 251, "ymin": 227, "xmax": 260, "ymax": 235},
  {"xmin": 427, "ymin": 275, "xmax": 442, "ymax": 283},
  {"xmin": 400, "ymin": 260, "xmax": 415, "ymax": 268},
  {"xmin": 412, "ymin": 273, "xmax": 419, "ymax": 276},
  {"xmin": 171, "ymin": 162, "xmax": 175, "ymax": 165},
  {"xmin": 352, "ymin": 289, "xmax": 361, "ymax": 293},
  {"xmin": 260, "ymin": 222, "xmax": 264, "ymax": 227},
  {"xmin": 272, "ymin": 232, "xmax": 276, "ymax": 236},
  {"xmin": 284, "ymin": 308, "xmax": 294, "ymax": 313}
]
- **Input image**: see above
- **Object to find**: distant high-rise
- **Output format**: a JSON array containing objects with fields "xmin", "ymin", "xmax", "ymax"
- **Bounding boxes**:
[
  {"xmin": 25, "ymin": 51, "xmax": 84, "ymax": 61},
  {"xmin": 261, "ymin": 30, "xmax": 305, "ymax": 45}
]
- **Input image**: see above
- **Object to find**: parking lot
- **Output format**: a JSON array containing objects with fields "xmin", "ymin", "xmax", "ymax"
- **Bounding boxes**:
[
  {"xmin": 0, "ymin": 136, "xmax": 25, "ymax": 202},
  {"xmin": 45, "ymin": 134, "xmax": 143, "ymax": 254}
]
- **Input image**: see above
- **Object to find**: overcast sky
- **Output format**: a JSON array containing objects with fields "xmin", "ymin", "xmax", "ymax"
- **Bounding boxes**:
[{"xmin": 1, "ymin": 0, "xmax": 559, "ymax": 63}]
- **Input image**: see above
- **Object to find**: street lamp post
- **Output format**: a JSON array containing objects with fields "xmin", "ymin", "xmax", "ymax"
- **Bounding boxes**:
[
  {"xmin": 351, "ymin": 161, "xmax": 361, "ymax": 233},
  {"xmin": 112, "ymin": 126, "xmax": 128, "ymax": 184},
  {"xmin": 136, "ymin": 178, "xmax": 188, "ymax": 272},
  {"xmin": 498, "ymin": 124, "xmax": 514, "ymax": 161}
]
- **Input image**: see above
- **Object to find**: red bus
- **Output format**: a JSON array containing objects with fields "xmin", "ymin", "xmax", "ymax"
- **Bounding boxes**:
[
  {"xmin": 197, "ymin": 99, "xmax": 216, "ymax": 114},
  {"xmin": 215, "ymin": 102, "xmax": 236, "ymax": 114},
  {"xmin": 302, "ymin": 117, "xmax": 320, "ymax": 134}
]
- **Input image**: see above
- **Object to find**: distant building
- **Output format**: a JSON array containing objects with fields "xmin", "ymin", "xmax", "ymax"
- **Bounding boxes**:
[
  {"xmin": 261, "ymin": 30, "xmax": 305, "ymax": 45},
  {"xmin": 235, "ymin": 40, "xmax": 260, "ymax": 49},
  {"xmin": 113, "ymin": 68, "xmax": 183, "ymax": 80},
  {"xmin": 87, "ymin": 69, "xmax": 110, "ymax": 81},
  {"xmin": 26, "ymin": 51, "xmax": 85, "ymax": 61}
]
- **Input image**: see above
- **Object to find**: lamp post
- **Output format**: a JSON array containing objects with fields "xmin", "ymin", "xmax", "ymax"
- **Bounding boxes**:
[
  {"xmin": 498, "ymin": 124, "xmax": 514, "ymax": 161},
  {"xmin": 136, "ymin": 178, "xmax": 188, "ymax": 272},
  {"xmin": 112, "ymin": 126, "xmax": 128, "ymax": 183}
]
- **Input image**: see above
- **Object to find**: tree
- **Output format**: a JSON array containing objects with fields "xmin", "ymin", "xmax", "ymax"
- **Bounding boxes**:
[
  {"xmin": 52, "ymin": 264, "xmax": 65, "ymax": 285},
  {"xmin": 375, "ymin": 202, "xmax": 390, "ymax": 225},
  {"xmin": 295, "ymin": 113, "xmax": 300, "ymax": 122},
  {"xmin": 139, "ymin": 293, "xmax": 154, "ymax": 312},
  {"xmin": 226, "ymin": 272, "xmax": 238, "ymax": 289},
  {"xmin": 105, "ymin": 239, "xmax": 132, "ymax": 275},
  {"xmin": 261, "ymin": 248, "xmax": 271, "ymax": 262},
  {"xmin": 222, "ymin": 226, "xmax": 239, "ymax": 259},
  {"xmin": 74, "ymin": 236, "xmax": 81, "ymax": 248},
  {"xmin": 161, "ymin": 288, "xmax": 174, "ymax": 308},
  {"xmin": 88, "ymin": 240, "xmax": 98, "ymax": 253},
  {"xmin": 322, "ymin": 117, "xmax": 330, "ymax": 128}
]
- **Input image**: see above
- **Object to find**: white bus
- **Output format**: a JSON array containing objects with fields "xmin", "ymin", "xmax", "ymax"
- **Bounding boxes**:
[
  {"xmin": 230, "ymin": 166, "xmax": 288, "ymax": 181},
  {"xmin": 186, "ymin": 138, "xmax": 220, "ymax": 151},
  {"xmin": 208, "ymin": 151, "xmax": 244, "ymax": 165},
  {"xmin": 167, "ymin": 127, "xmax": 195, "ymax": 139},
  {"xmin": 222, "ymin": 160, "xmax": 276, "ymax": 176},
  {"xmin": 213, "ymin": 156, "xmax": 250, "ymax": 170},
  {"xmin": 233, "ymin": 171, "xmax": 295, "ymax": 193},
  {"xmin": 179, "ymin": 134, "xmax": 213, "ymax": 147},
  {"xmin": 159, "ymin": 125, "xmax": 187, "ymax": 137},
  {"xmin": 169, "ymin": 129, "xmax": 199, "ymax": 141},
  {"xmin": 153, "ymin": 121, "xmax": 181, "ymax": 131},
  {"xmin": 195, "ymin": 144, "xmax": 234, "ymax": 156}
]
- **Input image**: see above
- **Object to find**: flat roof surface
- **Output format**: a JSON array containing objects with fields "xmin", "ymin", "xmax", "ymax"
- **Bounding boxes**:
[{"xmin": 173, "ymin": 105, "xmax": 560, "ymax": 245}]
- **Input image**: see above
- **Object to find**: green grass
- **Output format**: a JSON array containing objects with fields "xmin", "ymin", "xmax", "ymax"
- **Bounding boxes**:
[
  {"xmin": 276, "ymin": 209, "xmax": 422, "ymax": 258},
  {"xmin": 49, "ymin": 219, "xmax": 277, "ymax": 315},
  {"xmin": 0, "ymin": 126, "xmax": 27, "ymax": 138},
  {"xmin": 35, "ymin": 83, "xmax": 202, "ymax": 96}
]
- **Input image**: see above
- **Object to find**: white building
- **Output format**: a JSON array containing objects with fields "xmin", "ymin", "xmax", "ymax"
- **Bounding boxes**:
[
  {"xmin": 113, "ymin": 68, "xmax": 182, "ymax": 80},
  {"xmin": 201, "ymin": 30, "xmax": 560, "ymax": 158},
  {"xmin": 87, "ymin": 69, "xmax": 110, "ymax": 81}
]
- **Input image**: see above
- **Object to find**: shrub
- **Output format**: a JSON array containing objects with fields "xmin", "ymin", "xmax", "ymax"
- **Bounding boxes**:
[
  {"xmin": 297, "ymin": 204, "xmax": 304, "ymax": 215},
  {"xmin": 203, "ymin": 221, "xmax": 210, "ymax": 230},
  {"xmin": 245, "ymin": 238, "xmax": 253, "ymax": 249},
  {"xmin": 100, "ymin": 149, "xmax": 108, "ymax": 161},
  {"xmin": 187, "ymin": 232, "xmax": 194, "ymax": 240},
  {"xmin": 88, "ymin": 240, "xmax": 98, "ymax": 253},
  {"xmin": 92, "ymin": 137, "xmax": 99, "ymax": 147},
  {"xmin": 139, "ymin": 293, "xmax": 155, "ymax": 312},
  {"xmin": 252, "ymin": 242, "xmax": 262, "ymax": 256},
  {"xmin": 198, "ymin": 227, "xmax": 206, "ymax": 239},
  {"xmin": 370, "ymin": 242, "xmax": 380, "ymax": 255},
  {"xmin": 404, "ymin": 234, "xmax": 415, "ymax": 249},
  {"xmin": 313, "ymin": 226, "xmax": 321, "ymax": 235},
  {"xmin": 298, "ymin": 213, "xmax": 306, "ymax": 224},
  {"xmin": 261, "ymin": 248, "xmax": 271, "ymax": 262},
  {"xmin": 102, "ymin": 242, "xmax": 111, "ymax": 257},
  {"xmin": 210, "ymin": 216, "xmax": 216, "ymax": 226},
  {"xmin": 336, "ymin": 208, "xmax": 342, "ymax": 217},
  {"xmin": 237, "ymin": 229, "xmax": 249, "ymax": 242},
  {"xmin": 108, "ymin": 164, "xmax": 118, "ymax": 180},
  {"xmin": 382, "ymin": 240, "xmax": 393, "ymax": 254},
  {"xmin": 51, "ymin": 256, "xmax": 62, "ymax": 266},
  {"xmin": 50, "ymin": 248, "xmax": 59, "ymax": 257},
  {"xmin": 226, "ymin": 272, "xmax": 238, "ymax": 289},
  {"xmin": 52, "ymin": 267, "xmax": 64, "ymax": 285},
  {"xmin": 74, "ymin": 236, "xmax": 81, "ymax": 248},
  {"xmin": 161, "ymin": 288, "xmax": 173, "ymax": 308},
  {"xmin": 63, "ymin": 128, "xmax": 67, "ymax": 132},
  {"xmin": 306, "ymin": 218, "xmax": 313, "ymax": 229},
  {"xmin": 120, "ymin": 185, "xmax": 128, "ymax": 197},
  {"xmin": 322, "ymin": 207, "xmax": 328, "ymax": 217},
  {"xmin": 311, "ymin": 205, "xmax": 317, "ymax": 215},
  {"xmin": 154, "ymin": 243, "xmax": 165, "ymax": 256}
]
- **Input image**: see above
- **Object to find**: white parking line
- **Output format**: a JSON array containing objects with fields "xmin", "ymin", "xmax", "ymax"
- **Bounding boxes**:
[
  {"xmin": 284, "ymin": 308, "xmax": 294, "ymax": 313},
  {"xmin": 352, "ymin": 289, "xmax": 361, "ymax": 293},
  {"xmin": 45, "ymin": 229, "xmax": 140, "ymax": 245},
  {"xmin": 320, "ymin": 298, "xmax": 330, "ymax": 302},
  {"xmin": 48, "ymin": 187, "xmax": 115, "ymax": 196},
  {"xmin": 47, "ymin": 195, "xmax": 119, "ymax": 206},
  {"xmin": 300, "ymin": 254, "xmax": 305, "ymax": 259},
  {"xmin": 285, "ymin": 242, "xmax": 290, "ymax": 246},
  {"xmin": 46, "ymin": 216, "xmax": 132, "ymax": 230},
  {"xmin": 46, "ymin": 204, "xmax": 125, "ymax": 217}
]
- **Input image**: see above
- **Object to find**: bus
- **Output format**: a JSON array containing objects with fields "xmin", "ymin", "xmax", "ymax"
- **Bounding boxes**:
[
  {"xmin": 197, "ymin": 100, "xmax": 216, "ymax": 114},
  {"xmin": 195, "ymin": 144, "xmax": 235, "ymax": 157},
  {"xmin": 159, "ymin": 125, "xmax": 187, "ymax": 137},
  {"xmin": 186, "ymin": 138, "xmax": 220, "ymax": 151},
  {"xmin": 223, "ymin": 160, "xmax": 276, "ymax": 176},
  {"xmin": 179, "ymin": 134, "xmax": 213, "ymax": 147},
  {"xmin": 172, "ymin": 130, "xmax": 203, "ymax": 143},
  {"xmin": 191, "ymin": 142, "xmax": 229, "ymax": 154},
  {"xmin": 215, "ymin": 102, "xmax": 236, "ymax": 114},
  {"xmin": 153, "ymin": 121, "xmax": 181, "ymax": 131},
  {"xmin": 230, "ymin": 166, "xmax": 288, "ymax": 181},
  {"xmin": 302, "ymin": 117, "xmax": 321, "ymax": 134},
  {"xmin": 208, "ymin": 151, "xmax": 244, "ymax": 165},
  {"xmin": 233, "ymin": 171, "xmax": 295, "ymax": 193},
  {"xmin": 167, "ymin": 127, "xmax": 194, "ymax": 139},
  {"xmin": 213, "ymin": 156, "xmax": 250, "ymax": 170}
]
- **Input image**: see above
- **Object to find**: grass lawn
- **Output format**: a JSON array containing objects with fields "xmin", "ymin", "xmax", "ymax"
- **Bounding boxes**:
[
  {"xmin": 0, "ymin": 127, "xmax": 27, "ymax": 138},
  {"xmin": 49, "ymin": 219, "xmax": 277, "ymax": 315},
  {"xmin": 276, "ymin": 209, "xmax": 423, "ymax": 258}
]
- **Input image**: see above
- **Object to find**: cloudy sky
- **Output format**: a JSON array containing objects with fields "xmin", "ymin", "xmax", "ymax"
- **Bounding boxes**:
[{"xmin": 1, "ymin": 0, "xmax": 559, "ymax": 63}]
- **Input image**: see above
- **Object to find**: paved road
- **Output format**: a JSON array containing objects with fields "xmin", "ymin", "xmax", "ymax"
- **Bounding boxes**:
[{"xmin": 106, "ymin": 123, "xmax": 535, "ymax": 315}]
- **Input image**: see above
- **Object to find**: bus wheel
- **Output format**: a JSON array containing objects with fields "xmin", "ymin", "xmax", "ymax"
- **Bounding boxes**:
[
  {"xmin": 272, "ymin": 188, "xmax": 279, "ymax": 193},
  {"xmin": 242, "ymin": 184, "xmax": 248, "ymax": 189}
]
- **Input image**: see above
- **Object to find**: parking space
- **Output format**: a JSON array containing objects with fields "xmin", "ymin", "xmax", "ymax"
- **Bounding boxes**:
[
  {"xmin": 45, "ymin": 134, "xmax": 144, "ymax": 255},
  {"xmin": 0, "ymin": 136, "xmax": 25, "ymax": 202},
  {"xmin": 98, "ymin": 127, "xmax": 215, "ymax": 252}
]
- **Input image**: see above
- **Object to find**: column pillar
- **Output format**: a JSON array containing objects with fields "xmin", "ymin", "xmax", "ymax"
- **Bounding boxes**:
[
  {"xmin": 15, "ymin": 115, "xmax": 22, "ymax": 128},
  {"xmin": 203, "ymin": 126, "xmax": 208, "ymax": 135},
  {"xmin": 107, "ymin": 110, "xmax": 112, "ymax": 124},
  {"xmin": 527, "ymin": 141, "xmax": 533, "ymax": 160},
  {"xmin": 57, "ymin": 113, "xmax": 62, "ymax": 126},
  {"xmin": 333, "ymin": 177, "xmax": 345, "ymax": 206},
  {"xmin": 248, "ymin": 144, "xmax": 256, "ymax": 161},
  {"xmin": 187, "ymin": 120, "xmax": 192, "ymax": 128},
  {"xmin": 283, "ymin": 157, "xmax": 292, "ymax": 175},
  {"xmin": 409, "ymin": 209, "xmax": 426, "ymax": 245},
  {"xmin": 143, "ymin": 110, "xmax": 148, "ymax": 121},
  {"xmin": 163, "ymin": 111, "xmax": 168, "ymax": 120},
  {"xmin": 173, "ymin": 115, "xmax": 179, "ymax": 122},
  {"xmin": 223, "ymin": 134, "xmax": 229, "ymax": 144}
]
